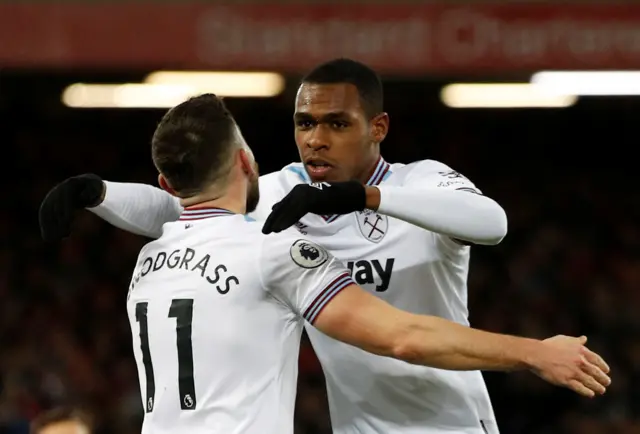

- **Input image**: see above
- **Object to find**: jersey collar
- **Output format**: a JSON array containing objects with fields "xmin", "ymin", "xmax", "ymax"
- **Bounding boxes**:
[
  {"xmin": 321, "ymin": 157, "xmax": 391, "ymax": 223},
  {"xmin": 179, "ymin": 207, "xmax": 235, "ymax": 221},
  {"xmin": 364, "ymin": 157, "xmax": 391, "ymax": 187}
]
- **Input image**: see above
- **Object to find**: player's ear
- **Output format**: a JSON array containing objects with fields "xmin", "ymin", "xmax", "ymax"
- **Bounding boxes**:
[
  {"xmin": 370, "ymin": 112, "xmax": 389, "ymax": 144},
  {"xmin": 158, "ymin": 174, "xmax": 178, "ymax": 197},
  {"xmin": 238, "ymin": 149, "xmax": 257, "ymax": 179}
]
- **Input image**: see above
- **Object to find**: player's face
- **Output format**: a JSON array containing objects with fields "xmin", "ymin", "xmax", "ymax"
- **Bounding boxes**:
[
  {"xmin": 245, "ymin": 160, "xmax": 260, "ymax": 213},
  {"xmin": 38, "ymin": 421, "xmax": 90, "ymax": 434},
  {"xmin": 294, "ymin": 83, "xmax": 387, "ymax": 183}
]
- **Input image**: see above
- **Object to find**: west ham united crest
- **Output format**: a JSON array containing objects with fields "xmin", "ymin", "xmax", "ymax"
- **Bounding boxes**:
[{"xmin": 356, "ymin": 210, "xmax": 388, "ymax": 243}]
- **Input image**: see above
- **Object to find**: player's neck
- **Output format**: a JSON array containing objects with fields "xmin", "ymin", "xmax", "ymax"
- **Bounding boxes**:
[
  {"xmin": 183, "ymin": 197, "xmax": 245, "ymax": 214},
  {"xmin": 179, "ymin": 185, "xmax": 246, "ymax": 215}
]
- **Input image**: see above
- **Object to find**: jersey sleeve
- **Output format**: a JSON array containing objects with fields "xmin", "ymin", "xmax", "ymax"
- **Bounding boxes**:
[
  {"xmin": 88, "ymin": 181, "xmax": 183, "ymax": 238},
  {"xmin": 376, "ymin": 160, "xmax": 506, "ymax": 248},
  {"xmin": 258, "ymin": 232, "xmax": 355, "ymax": 324},
  {"xmin": 402, "ymin": 160, "xmax": 482, "ymax": 195}
]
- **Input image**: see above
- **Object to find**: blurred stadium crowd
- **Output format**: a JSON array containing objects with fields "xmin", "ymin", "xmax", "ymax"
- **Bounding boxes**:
[{"xmin": 1, "ymin": 80, "xmax": 638, "ymax": 434}]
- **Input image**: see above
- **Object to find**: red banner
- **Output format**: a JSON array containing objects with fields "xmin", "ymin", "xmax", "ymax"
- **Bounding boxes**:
[{"xmin": 3, "ymin": 4, "xmax": 640, "ymax": 74}]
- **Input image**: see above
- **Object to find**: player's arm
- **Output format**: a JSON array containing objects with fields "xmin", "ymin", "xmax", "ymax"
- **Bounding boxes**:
[
  {"xmin": 96, "ymin": 172, "xmax": 286, "ymax": 235},
  {"xmin": 316, "ymin": 285, "xmax": 535, "ymax": 369},
  {"xmin": 93, "ymin": 171, "xmax": 285, "ymax": 234},
  {"xmin": 314, "ymin": 284, "xmax": 610, "ymax": 397},
  {"xmin": 39, "ymin": 174, "xmax": 182, "ymax": 241},
  {"xmin": 259, "ymin": 234, "xmax": 610, "ymax": 398},
  {"xmin": 367, "ymin": 161, "xmax": 507, "ymax": 245},
  {"xmin": 89, "ymin": 181, "xmax": 182, "ymax": 238},
  {"xmin": 261, "ymin": 163, "xmax": 506, "ymax": 245}
]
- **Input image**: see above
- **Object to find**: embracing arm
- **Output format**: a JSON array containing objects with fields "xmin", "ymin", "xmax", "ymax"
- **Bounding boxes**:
[
  {"xmin": 259, "ymin": 161, "xmax": 506, "ymax": 243},
  {"xmin": 88, "ymin": 181, "xmax": 182, "ymax": 238},
  {"xmin": 315, "ymin": 283, "xmax": 610, "ymax": 398},
  {"xmin": 365, "ymin": 185, "xmax": 507, "ymax": 245}
]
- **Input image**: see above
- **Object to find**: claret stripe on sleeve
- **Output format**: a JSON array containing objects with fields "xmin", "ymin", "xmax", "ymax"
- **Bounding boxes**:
[{"xmin": 303, "ymin": 272, "xmax": 355, "ymax": 324}]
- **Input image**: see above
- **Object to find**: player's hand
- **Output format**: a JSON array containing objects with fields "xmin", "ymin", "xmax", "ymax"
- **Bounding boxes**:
[
  {"xmin": 39, "ymin": 173, "xmax": 105, "ymax": 242},
  {"xmin": 262, "ymin": 181, "xmax": 366, "ymax": 234},
  {"xmin": 530, "ymin": 335, "xmax": 611, "ymax": 398}
]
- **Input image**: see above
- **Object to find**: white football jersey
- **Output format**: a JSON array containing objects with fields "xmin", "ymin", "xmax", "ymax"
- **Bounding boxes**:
[
  {"xmin": 126, "ymin": 208, "xmax": 355, "ymax": 434},
  {"xmin": 251, "ymin": 158, "xmax": 499, "ymax": 434}
]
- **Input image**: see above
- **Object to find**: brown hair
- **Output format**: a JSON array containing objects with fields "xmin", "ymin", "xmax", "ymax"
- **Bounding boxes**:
[{"xmin": 152, "ymin": 93, "xmax": 239, "ymax": 197}]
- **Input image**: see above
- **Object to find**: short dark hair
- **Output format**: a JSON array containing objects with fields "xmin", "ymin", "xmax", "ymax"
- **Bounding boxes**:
[
  {"xmin": 152, "ymin": 93, "xmax": 239, "ymax": 197},
  {"xmin": 31, "ymin": 407, "xmax": 92, "ymax": 434},
  {"xmin": 302, "ymin": 58, "xmax": 384, "ymax": 118}
]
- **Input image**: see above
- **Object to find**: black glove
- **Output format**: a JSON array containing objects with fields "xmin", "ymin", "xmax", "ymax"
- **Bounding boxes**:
[
  {"xmin": 262, "ymin": 181, "xmax": 366, "ymax": 234},
  {"xmin": 39, "ymin": 173, "xmax": 105, "ymax": 241}
]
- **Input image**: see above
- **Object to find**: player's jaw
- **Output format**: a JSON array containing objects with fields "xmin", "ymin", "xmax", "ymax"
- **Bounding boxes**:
[
  {"xmin": 246, "ymin": 177, "xmax": 260, "ymax": 213},
  {"xmin": 245, "ymin": 160, "xmax": 260, "ymax": 213}
]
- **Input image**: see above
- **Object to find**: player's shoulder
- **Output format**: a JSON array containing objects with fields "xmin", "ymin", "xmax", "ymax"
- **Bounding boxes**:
[
  {"xmin": 135, "ymin": 238, "xmax": 158, "ymax": 262},
  {"xmin": 387, "ymin": 159, "xmax": 455, "ymax": 183},
  {"xmin": 232, "ymin": 214, "xmax": 271, "ymax": 239},
  {"xmin": 260, "ymin": 229, "xmax": 332, "ymax": 269},
  {"xmin": 259, "ymin": 162, "xmax": 308, "ymax": 188},
  {"xmin": 279, "ymin": 162, "xmax": 309, "ymax": 190},
  {"xmin": 397, "ymin": 159, "xmax": 453, "ymax": 175},
  {"xmin": 253, "ymin": 163, "xmax": 307, "ymax": 222},
  {"xmin": 133, "ymin": 234, "xmax": 174, "ymax": 270},
  {"xmin": 237, "ymin": 217, "xmax": 305, "ymax": 250},
  {"xmin": 156, "ymin": 214, "xmax": 264, "ymax": 249}
]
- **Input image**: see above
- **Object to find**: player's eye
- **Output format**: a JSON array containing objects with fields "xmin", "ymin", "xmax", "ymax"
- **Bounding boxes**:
[
  {"xmin": 295, "ymin": 120, "xmax": 315, "ymax": 129},
  {"xmin": 331, "ymin": 121, "xmax": 349, "ymax": 129}
]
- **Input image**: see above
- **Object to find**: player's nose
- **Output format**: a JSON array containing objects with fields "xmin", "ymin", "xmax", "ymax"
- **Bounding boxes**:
[
  {"xmin": 307, "ymin": 139, "xmax": 329, "ymax": 151},
  {"xmin": 306, "ymin": 127, "xmax": 330, "ymax": 150}
]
